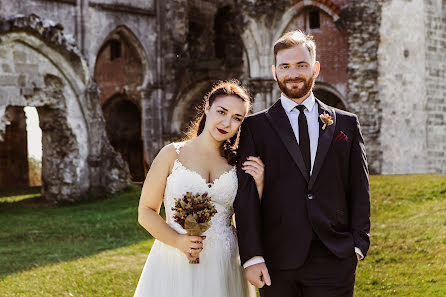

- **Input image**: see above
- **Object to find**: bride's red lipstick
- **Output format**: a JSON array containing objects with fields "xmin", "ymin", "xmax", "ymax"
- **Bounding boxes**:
[{"xmin": 217, "ymin": 128, "xmax": 228, "ymax": 134}]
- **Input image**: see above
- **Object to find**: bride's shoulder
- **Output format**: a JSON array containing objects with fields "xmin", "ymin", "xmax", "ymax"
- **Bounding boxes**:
[
  {"xmin": 152, "ymin": 143, "xmax": 179, "ymax": 167},
  {"xmin": 159, "ymin": 143, "xmax": 177, "ymax": 155}
]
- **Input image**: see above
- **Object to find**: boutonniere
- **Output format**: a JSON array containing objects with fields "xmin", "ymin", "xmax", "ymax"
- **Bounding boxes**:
[{"xmin": 320, "ymin": 113, "xmax": 333, "ymax": 130}]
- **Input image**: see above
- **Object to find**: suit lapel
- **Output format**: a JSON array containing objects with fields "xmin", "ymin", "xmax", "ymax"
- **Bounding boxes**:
[
  {"xmin": 265, "ymin": 100, "xmax": 310, "ymax": 183},
  {"xmin": 308, "ymin": 98, "xmax": 336, "ymax": 190}
]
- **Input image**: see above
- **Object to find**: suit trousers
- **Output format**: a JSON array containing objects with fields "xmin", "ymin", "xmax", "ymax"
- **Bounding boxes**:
[{"xmin": 260, "ymin": 239, "xmax": 357, "ymax": 297}]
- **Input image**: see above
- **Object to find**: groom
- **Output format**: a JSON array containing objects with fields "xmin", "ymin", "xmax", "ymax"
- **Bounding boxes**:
[{"xmin": 234, "ymin": 30, "xmax": 371, "ymax": 297}]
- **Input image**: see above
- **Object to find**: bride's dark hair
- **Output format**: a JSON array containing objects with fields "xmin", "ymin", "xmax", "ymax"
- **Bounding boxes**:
[{"xmin": 185, "ymin": 80, "xmax": 252, "ymax": 165}]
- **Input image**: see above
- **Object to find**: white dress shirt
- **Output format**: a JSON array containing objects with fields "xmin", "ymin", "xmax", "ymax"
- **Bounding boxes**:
[
  {"xmin": 280, "ymin": 93, "xmax": 319, "ymax": 175},
  {"xmin": 242, "ymin": 93, "xmax": 363, "ymax": 269}
]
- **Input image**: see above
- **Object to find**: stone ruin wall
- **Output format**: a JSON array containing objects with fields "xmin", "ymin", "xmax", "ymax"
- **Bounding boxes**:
[
  {"xmin": 161, "ymin": 0, "xmax": 247, "ymax": 139},
  {"xmin": 0, "ymin": 0, "xmax": 163, "ymax": 167},
  {"xmin": 0, "ymin": 15, "xmax": 130, "ymax": 203},
  {"xmin": 163, "ymin": 0, "xmax": 446, "ymax": 175},
  {"xmin": 377, "ymin": 0, "xmax": 429, "ymax": 174},
  {"xmin": 343, "ymin": 0, "xmax": 383, "ymax": 174},
  {"xmin": 1, "ymin": 0, "xmax": 444, "ymax": 183},
  {"xmin": 425, "ymin": 0, "xmax": 446, "ymax": 174},
  {"xmin": 375, "ymin": 0, "xmax": 446, "ymax": 174}
]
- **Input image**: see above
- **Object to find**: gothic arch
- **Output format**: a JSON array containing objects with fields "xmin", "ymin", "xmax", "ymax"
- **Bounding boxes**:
[
  {"xmin": 0, "ymin": 15, "xmax": 130, "ymax": 203},
  {"xmin": 94, "ymin": 25, "xmax": 149, "ymax": 106},
  {"xmin": 275, "ymin": 1, "xmax": 343, "ymax": 44},
  {"xmin": 241, "ymin": 17, "xmax": 271, "ymax": 78},
  {"xmin": 96, "ymin": 25, "xmax": 150, "ymax": 84}
]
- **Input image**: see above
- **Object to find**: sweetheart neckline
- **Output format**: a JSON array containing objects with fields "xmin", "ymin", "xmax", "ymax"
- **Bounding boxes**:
[{"xmin": 171, "ymin": 159, "xmax": 236, "ymax": 186}]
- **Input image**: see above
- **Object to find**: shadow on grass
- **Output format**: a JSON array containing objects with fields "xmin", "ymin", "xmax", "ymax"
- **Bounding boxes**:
[{"xmin": 0, "ymin": 185, "xmax": 161, "ymax": 277}]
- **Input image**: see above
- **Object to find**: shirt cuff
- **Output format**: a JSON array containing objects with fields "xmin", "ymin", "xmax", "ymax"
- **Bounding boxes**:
[
  {"xmin": 243, "ymin": 256, "xmax": 265, "ymax": 268},
  {"xmin": 355, "ymin": 247, "xmax": 364, "ymax": 260}
]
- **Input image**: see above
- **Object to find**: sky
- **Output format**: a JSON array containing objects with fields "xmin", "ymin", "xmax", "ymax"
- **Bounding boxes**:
[{"xmin": 24, "ymin": 107, "xmax": 42, "ymax": 161}]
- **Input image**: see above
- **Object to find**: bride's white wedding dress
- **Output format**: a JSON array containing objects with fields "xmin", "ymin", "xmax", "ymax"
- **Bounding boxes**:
[{"xmin": 133, "ymin": 142, "xmax": 255, "ymax": 297}]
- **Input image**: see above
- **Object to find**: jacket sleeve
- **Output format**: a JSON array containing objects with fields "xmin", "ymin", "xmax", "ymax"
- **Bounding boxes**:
[
  {"xmin": 348, "ymin": 115, "xmax": 371, "ymax": 258},
  {"xmin": 233, "ymin": 119, "xmax": 264, "ymax": 265}
]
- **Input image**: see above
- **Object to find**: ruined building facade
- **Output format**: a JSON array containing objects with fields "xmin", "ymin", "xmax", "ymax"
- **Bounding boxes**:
[{"xmin": 0, "ymin": 0, "xmax": 445, "ymax": 201}]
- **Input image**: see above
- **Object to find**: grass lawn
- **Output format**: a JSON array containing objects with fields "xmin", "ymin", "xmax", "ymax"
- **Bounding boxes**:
[{"xmin": 0, "ymin": 175, "xmax": 445, "ymax": 296}]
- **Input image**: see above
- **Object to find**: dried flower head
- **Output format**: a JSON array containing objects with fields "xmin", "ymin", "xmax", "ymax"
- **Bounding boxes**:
[{"xmin": 171, "ymin": 192, "xmax": 217, "ymax": 228}]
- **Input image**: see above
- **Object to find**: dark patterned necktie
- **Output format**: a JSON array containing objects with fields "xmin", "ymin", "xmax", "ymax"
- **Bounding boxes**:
[{"xmin": 296, "ymin": 105, "xmax": 311, "ymax": 177}]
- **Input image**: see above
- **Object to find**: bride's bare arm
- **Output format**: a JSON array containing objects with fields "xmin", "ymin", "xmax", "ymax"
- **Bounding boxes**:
[{"xmin": 138, "ymin": 144, "xmax": 203, "ymax": 260}]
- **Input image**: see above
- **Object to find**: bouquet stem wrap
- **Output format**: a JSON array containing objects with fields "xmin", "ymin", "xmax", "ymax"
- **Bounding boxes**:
[
  {"xmin": 184, "ymin": 215, "xmax": 211, "ymax": 264},
  {"xmin": 172, "ymin": 192, "xmax": 217, "ymax": 264}
]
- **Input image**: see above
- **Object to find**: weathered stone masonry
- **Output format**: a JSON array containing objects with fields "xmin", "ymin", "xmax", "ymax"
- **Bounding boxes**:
[
  {"xmin": 0, "ymin": 15, "xmax": 130, "ymax": 203},
  {"xmin": 0, "ymin": 0, "xmax": 445, "ymax": 202},
  {"xmin": 425, "ymin": 0, "xmax": 446, "ymax": 174}
]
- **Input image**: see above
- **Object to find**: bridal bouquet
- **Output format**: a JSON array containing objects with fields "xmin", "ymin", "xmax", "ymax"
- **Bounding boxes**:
[{"xmin": 172, "ymin": 192, "xmax": 217, "ymax": 264}]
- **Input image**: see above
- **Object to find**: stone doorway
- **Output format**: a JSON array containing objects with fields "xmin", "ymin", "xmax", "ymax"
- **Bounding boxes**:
[
  {"xmin": 24, "ymin": 106, "xmax": 42, "ymax": 187},
  {"xmin": 0, "ymin": 105, "xmax": 45, "ymax": 191},
  {"xmin": 102, "ymin": 96, "xmax": 145, "ymax": 182},
  {"xmin": 0, "ymin": 106, "xmax": 29, "ymax": 189}
]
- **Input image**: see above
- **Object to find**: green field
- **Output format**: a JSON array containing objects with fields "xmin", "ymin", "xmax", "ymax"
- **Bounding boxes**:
[{"xmin": 0, "ymin": 175, "xmax": 445, "ymax": 296}]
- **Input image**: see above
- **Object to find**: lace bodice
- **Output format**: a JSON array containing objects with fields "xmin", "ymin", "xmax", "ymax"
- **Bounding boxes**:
[{"xmin": 164, "ymin": 142, "xmax": 238, "ymax": 245}]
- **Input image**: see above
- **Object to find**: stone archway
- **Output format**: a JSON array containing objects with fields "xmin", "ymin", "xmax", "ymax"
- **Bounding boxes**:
[
  {"xmin": 94, "ymin": 26, "xmax": 148, "ymax": 106},
  {"xmin": 0, "ymin": 15, "xmax": 130, "ymax": 203},
  {"xmin": 94, "ymin": 26, "xmax": 148, "ymax": 179}
]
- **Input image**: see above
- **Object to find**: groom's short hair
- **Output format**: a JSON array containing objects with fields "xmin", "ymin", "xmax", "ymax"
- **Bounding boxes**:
[{"xmin": 273, "ymin": 30, "xmax": 317, "ymax": 65}]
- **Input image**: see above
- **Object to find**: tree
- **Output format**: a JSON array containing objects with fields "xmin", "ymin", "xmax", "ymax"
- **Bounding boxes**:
[{"xmin": 28, "ymin": 157, "xmax": 41, "ymax": 186}]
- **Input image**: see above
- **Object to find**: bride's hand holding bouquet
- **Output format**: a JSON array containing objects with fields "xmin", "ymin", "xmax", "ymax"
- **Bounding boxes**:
[{"xmin": 172, "ymin": 192, "xmax": 218, "ymax": 264}]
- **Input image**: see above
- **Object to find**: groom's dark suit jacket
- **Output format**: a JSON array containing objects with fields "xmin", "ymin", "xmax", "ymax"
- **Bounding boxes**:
[{"xmin": 234, "ymin": 98, "xmax": 371, "ymax": 270}]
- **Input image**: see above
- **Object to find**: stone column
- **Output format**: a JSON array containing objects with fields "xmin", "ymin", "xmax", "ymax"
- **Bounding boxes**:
[
  {"xmin": 76, "ymin": 0, "xmax": 89, "ymax": 58},
  {"xmin": 248, "ymin": 78, "xmax": 276, "ymax": 112},
  {"xmin": 344, "ymin": 1, "xmax": 383, "ymax": 174},
  {"xmin": 141, "ymin": 86, "xmax": 164, "ymax": 168}
]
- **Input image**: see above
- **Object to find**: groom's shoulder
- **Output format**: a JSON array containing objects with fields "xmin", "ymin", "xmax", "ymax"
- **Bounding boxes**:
[
  {"xmin": 242, "ymin": 109, "xmax": 270, "ymax": 134},
  {"xmin": 317, "ymin": 97, "xmax": 356, "ymax": 122},
  {"xmin": 333, "ymin": 107, "xmax": 359, "ymax": 127},
  {"xmin": 245, "ymin": 108, "xmax": 269, "ymax": 122},
  {"xmin": 334, "ymin": 108, "xmax": 357, "ymax": 119}
]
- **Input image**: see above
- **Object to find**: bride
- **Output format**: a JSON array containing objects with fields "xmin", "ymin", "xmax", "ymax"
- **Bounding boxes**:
[{"xmin": 133, "ymin": 81, "xmax": 264, "ymax": 297}]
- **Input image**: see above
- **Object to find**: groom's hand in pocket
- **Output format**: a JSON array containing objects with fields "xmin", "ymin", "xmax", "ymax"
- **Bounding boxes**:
[{"xmin": 245, "ymin": 262, "xmax": 271, "ymax": 288}]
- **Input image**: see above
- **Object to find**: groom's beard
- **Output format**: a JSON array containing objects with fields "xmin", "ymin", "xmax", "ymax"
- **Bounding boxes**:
[{"xmin": 277, "ymin": 76, "xmax": 315, "ymax": 99}]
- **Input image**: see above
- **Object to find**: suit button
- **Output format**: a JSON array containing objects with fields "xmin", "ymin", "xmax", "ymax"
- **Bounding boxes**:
[{"xmin": 308, "ymin": 194, "xmax": 313, "ymax": 200}]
